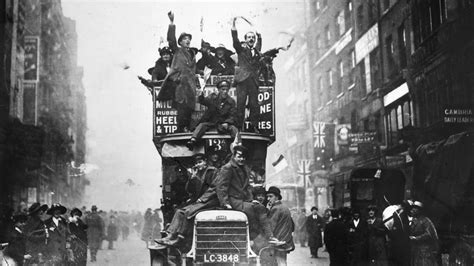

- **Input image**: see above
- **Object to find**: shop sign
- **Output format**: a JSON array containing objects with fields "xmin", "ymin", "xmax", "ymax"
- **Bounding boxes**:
[
  {"xmin": 24, "ymin": 36, "xmax": 40, "ymax": 81},
  {"xmin": 443, "ymin": 106, "xmax": 474, "ymax": 124},
  {"xmin": 355, "ymin": 23, "xmax": 379, "ymax": 63},
  {"xmin": 336, "ymin": 124, "xmax": 351, "ymax": 146}
]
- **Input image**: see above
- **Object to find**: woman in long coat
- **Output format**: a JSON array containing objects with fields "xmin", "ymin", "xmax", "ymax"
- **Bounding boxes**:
[
  {"xmin": 306, "ymin": 207, "xmax": 325, "ymax": 258},
  {"xmin": 159, "ymin": 11, "xmax": 197, "ymax": 132}
]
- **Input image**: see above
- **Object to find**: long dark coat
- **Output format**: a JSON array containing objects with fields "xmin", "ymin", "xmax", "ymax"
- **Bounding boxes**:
[
  {"xmin": 182, "ymin": 166, "xmax": 220, "ymax": 218},
  {"xmin": 4, "ymin": 226, "xmax": 26, "ymax": 266},
  {"xmin": 68, "ymin": 219, "xmax": 88, "ymax": 266},
  {"xmin": 44, "ymin": 217, "xmax": 69, "ymax": 264},
  {"xmin": 367, "ymin": 217, "xmax": 388, "ymax": 265},
  {"xmin": 198, "ymin": 93, "xmax": 237, "ymax": 125},
  {"xmin": 306, "ymin": 215, "xmax": 325, "ymax": 248},
  {"xmin": 231, "ymin": 30, "xmax": 262, "ymax": 83},
  {"xmin": 215, "ymin": 159, "xmax": 253, "ymax": 210},
  {"xmin": 107, "ymin": 222, "xmax": 118, "ymax": 241},
  {"xmin": 324, "ymin": 218, "xmax": 349, "ymax": 266},
  {"xmin": 23, "ymin": 215, "xmax": 47, "ymax": 262},
  {"xmin": 159, "ymin": 24, "xmax": 196, "ymax": 109},
  {"xmin": 346, "ymin": 218, "xmax": 369, "ymax": 265},
  {"xmin": 84, "ymin": 212, "xmax": 104, "ymax": 250},
  {"xmin": 409, "ymin": 215, "xmax": 439, "ymax": 266}
]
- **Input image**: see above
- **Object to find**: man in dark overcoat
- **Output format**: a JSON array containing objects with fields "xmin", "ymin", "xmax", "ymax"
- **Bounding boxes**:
[
  {"xmin": 107, "ymin": 215, "xmax": 118, "ymax": 249},
  {"xmin": 306, "ymin": 206, "xmax": 325, "ymax": 258},
  {"xmin": 157, "ymin": 153, "xmax": 219, "ymax": 246},
  {"xmin": 23, "ymin": 202, "xmax": 48, "ymax": 264},
  {"xmin": 346, "ymin": 209, "xmax": 369, "ymax": 265},
  {"xmin": 215, "ymin": 145, "xmax": 281, "ymax": 243},
  {"xmin": 159, "ymin": 11, "xmax": 197, "ymax": 133},
  {"xmin": 44, "ymin": 203, "xmax": 70, "ymax": 265},
  {"xmin": 85, "ymin": 205, "xmax": 104, "ymax": 262},
  {"xmin": 3, "ymin": 214, "xmax": 30, "ymax": 266},
  {"xmin": 324, "ymin": 209, "xmax": 348, "ymax": 266},
  {"xmin": 186, "ymin": 80, "xmax": 240, "ymax": 150},
  {"xmin": 266, "ymin": 186, "xmax": 295, "ymax": 265},
  {"xmin": 68, "ymin": 208, "xmax": 88, "ymax": 266},
  {"xmin": 366, "ymin": 205, "xmax": 387, "ymax": 265},
  {"xmin": 231, "ymin": 17, "xmax": 262, "ymax": 132}
]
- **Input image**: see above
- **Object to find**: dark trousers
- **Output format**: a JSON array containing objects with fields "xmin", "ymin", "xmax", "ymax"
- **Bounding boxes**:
[
  {"xmin": 176, "ymin": 102, "xmax": 193, "ymax": 132},
  {"xmin": 166, "ymin": 209, "xmax": 190, "ymax": 236},
  {"xmin": 242, "ymin": 202, "xmax": 273, "ymax": 239},
  {"xmin": 310, "ymin": 246, "xmax": 319, "ymax": 257},
  {"xmin": 191, "ymin": 122, "xmax": 240, "ymax": 142},
  {"xmin": 236, "ymin": 78, "xmax": 259, "ymax": 129}
]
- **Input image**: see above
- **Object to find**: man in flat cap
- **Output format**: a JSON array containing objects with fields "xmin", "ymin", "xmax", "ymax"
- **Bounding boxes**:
[
  {"xmin": 159, "ymin": 11, "xmax": 198, "ymax": 133},
  {"xmin": 85, "ymin": 205, "xmax": 104, "ymax": 262},
  {"xmin": 186, "ymin": 80, "xmax": 240, "ymax": 150},
  {"xmin": 157, "ymin": 153, "xmax": 219, "ymax": 246},
  {"xmin": 409, "ymin": 201, "xmax": 439, "ymax": 265},
  {"xmin": 215, "ymin": 145, "xmax": 282, "ymax": 244}
]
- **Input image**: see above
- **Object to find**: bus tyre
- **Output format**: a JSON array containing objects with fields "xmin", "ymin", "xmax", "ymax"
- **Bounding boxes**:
[{"xmin": 449, "ymin": 244, "xmax": 472, "ymax": 266}]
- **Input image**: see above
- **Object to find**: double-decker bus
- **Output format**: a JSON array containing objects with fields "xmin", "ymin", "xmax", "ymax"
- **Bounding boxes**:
[{"xmin": 148, "ymin": 75, "xmax": 276, "ymax": 265}]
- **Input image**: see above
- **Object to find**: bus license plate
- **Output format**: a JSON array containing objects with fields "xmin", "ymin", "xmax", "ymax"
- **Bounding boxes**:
[{"xmin": 203, "ymin": 253, "xmax": 240, "ymax": 263}]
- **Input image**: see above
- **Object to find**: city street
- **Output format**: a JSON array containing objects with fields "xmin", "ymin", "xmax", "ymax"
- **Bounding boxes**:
[{"xmin": 89, "ymin": 234, "xmax": 329, "ymax": 265}]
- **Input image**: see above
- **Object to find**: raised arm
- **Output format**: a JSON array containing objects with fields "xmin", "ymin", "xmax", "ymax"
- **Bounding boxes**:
[
  {"xmin": 231, "ymin": 17, "xmax": 242, "ymax": 53},
  {"xmin": 256, "ymin": 31, "xmax": 262, "ymax": 52},
  {"xmin": 167, "ymin": 11, "xmax": 177, "ymax": 51}
]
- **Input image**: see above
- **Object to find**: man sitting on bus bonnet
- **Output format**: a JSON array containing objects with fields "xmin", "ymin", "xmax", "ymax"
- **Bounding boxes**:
[
  {"xmin": 186, "ymin": 80, "xmax": 241, "ymax": 150},
  {"xmin": 156, "ymin": 153, "xmax": 219, "ymax": 246},
  {"xmin": 215, "ymin": 144, "xmax": 284, "ymax": 245}
]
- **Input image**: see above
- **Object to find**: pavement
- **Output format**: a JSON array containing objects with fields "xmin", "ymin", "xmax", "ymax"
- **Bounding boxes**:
[{"xmin": 88, "ymin": 233, "xmax": 330, "ymax": 265}]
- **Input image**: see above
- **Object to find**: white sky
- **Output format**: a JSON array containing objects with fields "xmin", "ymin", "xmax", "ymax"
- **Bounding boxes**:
[{"xmin": 61, "ymin": 0, "xmax": 305, "ymax": 212}]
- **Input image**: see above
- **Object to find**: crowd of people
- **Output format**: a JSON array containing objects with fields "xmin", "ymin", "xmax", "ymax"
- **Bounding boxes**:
[
  {"xmin": 0, "ymin": 203, "xmax": 162, "ymax": 265},
  {"xmin": 139, "ymin": 11, "xmax": 291, "ymax": 137},
  {"xmin": 290, "ymin": 201, "xmax": 439, "ymax": 266}
]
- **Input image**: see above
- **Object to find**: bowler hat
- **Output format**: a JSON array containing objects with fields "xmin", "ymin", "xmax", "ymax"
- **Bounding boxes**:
[
  {"xmin": 266, "ymin": 186, "xmax": 282, "ymax": 200},
  {"xmin": 367, "ymin": 205, "xmax": 378, "ymax": 212},
  {"xmin": 91, "ymin": 205, "xmax": 98, "ymax": 211},
  {"xmin": 178, "ymin": 32, "xmax": 192, "ymax": 44},
  {"xmin": 28, "ymin": 202, "xmax": 48, "ymax": 216},
  {"xmin": 71, "ymin": 208, "xmax": 83, "ymax": 217},
  {"xmin": 47, "ymin": 204, "xmax": 67, "ymax": 215}
]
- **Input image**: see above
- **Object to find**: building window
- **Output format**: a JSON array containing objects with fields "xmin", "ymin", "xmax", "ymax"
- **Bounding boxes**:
[
  {"xmin": 368, "ymin": 0, "xmax": 377, "ymax": 26},
  {"xmin": 316, "ymin": 34, "xmax": 321, "ymax": 57},
  {"xmin": 398, "ymin": 24, "xmax": 407, "ymax": 68},
  {"xmin": 328, "ymin": 69, "xmax": 333, "ymax": 86},
  {"xmin": 346, "ymin": 1, "xmax": 353, "ymax": 30},
  {"xmin": 339, "ymin": 60, "xmax": 344, "ymax": 78},
  {"xmin": 337, "ymin": 10, "xmax": 345, "ymax": 37},
  {"xmin": 385, "ymin": 97, "xmax": 414, "ymax": 146},
  {"xmin": 325, "ymin": 25, "xmax": 331, "ymax": 46},
  {"xmin": 357, "ymin": 4, "xmax": 364, "ymax": 37},
  {"xmin": 351, "ymin": 50, "xmax": 356, "ymax": 68},
  {"xmin": 385, "ymin": 35, "xmax": 396, "ymax": 77}
]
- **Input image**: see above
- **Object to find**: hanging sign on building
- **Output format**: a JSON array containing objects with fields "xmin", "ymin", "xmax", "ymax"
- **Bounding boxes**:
[
  {"xmin": 24, "ymin": 36, "xmax": 40, "ymax": 81},
  {"xmin": 355, "ymin": 23, "xmax": 379, "ymax": 63},
  {"xmin": 336, "ymin": 124, "xmax": 351, "ymax": 146}
]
